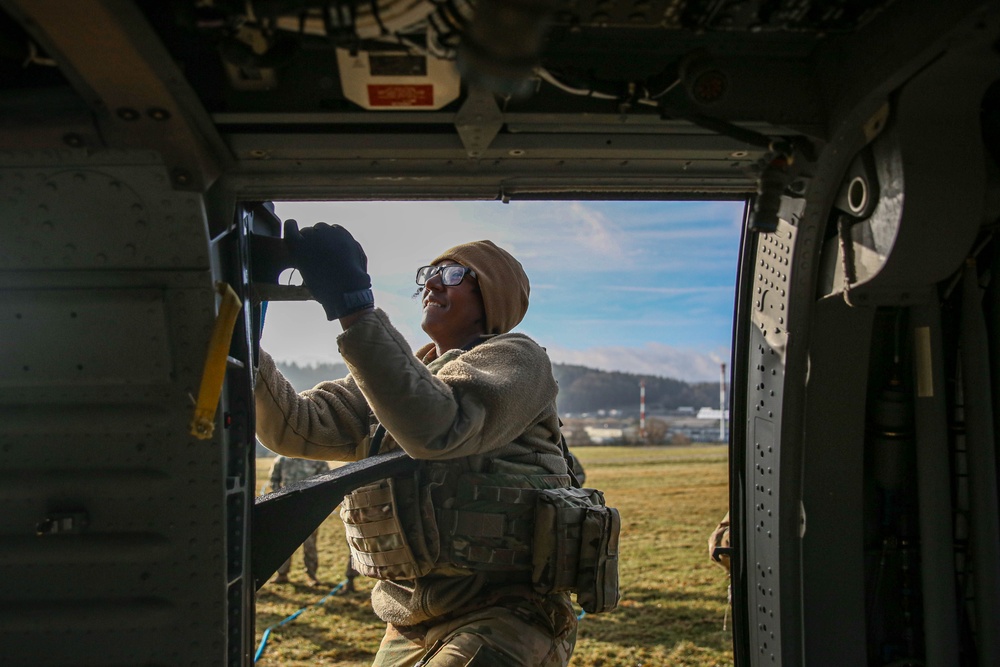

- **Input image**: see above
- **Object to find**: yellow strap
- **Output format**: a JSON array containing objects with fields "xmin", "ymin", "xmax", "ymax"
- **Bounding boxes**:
[{"xmin": 190, "ymin": 282, "xmax": 243, "ymax": 440}]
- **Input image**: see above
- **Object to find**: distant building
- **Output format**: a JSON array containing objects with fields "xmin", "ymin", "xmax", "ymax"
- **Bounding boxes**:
[
  {"xmin": 677, "ymin": 406, "xmax": 696, "ymax": 415},
  {"xmin": 584, "ymin": 426, "xmax": 624, "ymax": 444},
  {"xmin": 668, "ymin": 410, "xmax": 729, "ymax": 443}
]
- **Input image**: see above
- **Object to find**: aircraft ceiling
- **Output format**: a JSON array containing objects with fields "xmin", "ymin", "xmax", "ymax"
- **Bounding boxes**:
[{"xmin": 0, "ymin": 0, "xmax": 929, "ymax": 203}]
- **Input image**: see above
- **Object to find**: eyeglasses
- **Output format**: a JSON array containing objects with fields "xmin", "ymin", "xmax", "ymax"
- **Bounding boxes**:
[{"xmin": 415, "ymin": 265, "xmax": 476, "ymax": 287}]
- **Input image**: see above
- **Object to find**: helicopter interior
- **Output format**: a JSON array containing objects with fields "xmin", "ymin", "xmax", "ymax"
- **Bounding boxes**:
[{"xmin": 1, "ymin": 1, "xmax": 1000, "ymax": 665}]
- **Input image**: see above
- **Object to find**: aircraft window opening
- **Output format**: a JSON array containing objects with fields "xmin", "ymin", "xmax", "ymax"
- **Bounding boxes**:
[
  {"xmin": 249, "ymin": 197, "xmax": 745, "ymax": 663},
  {"xmin": 255, "ymin": 199, "xmax": 746, "ymax": 398}
]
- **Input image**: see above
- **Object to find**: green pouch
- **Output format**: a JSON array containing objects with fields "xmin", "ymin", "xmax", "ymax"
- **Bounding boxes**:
[
  {"xmin": 531, "ymin": 486, "xmax": 621, "ymax": 612},
  {"xmin": 575, "ymin": 502, "xmax": 621, "ymax": 613}
]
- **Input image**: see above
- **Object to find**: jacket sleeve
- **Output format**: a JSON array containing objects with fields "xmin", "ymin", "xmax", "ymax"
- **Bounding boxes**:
[
  {"xmin": 337, "ymin": 309, "xmax": 558, "ymax": 460},
  {"xmin": 254, "ymin": 349, "xmax": 372, "ymax": 461}
]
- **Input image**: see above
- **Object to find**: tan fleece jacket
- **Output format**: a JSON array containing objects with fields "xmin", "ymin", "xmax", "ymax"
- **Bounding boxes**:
[{"xmin": 255, "ymin": 308, "xmax": 567, "ymax": 625}]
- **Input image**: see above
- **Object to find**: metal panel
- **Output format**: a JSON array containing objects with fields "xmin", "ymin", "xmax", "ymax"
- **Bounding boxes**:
[
  {"xmin": 0, "ymin": 156, "xmax": 210, "ymax": 271},
  {"xmin": 911, "ymin": 300, "xmax": 961, "ymax": 666},
  {"xmin": 743, "ymin": 218, "xmax": 795, "ymax": 666},
  {"xmin": 1, "ymin": 0, "xmax": 230, "ymax": 190},
  {"xmin": 748, "ymin": 411, "xmax": 780, "ymax": 665},
  {"xmin": 0, "ymin": 289, "xmax": 171, "ymax": 386},
  {"xmin": 799, "ymin": 297, "xmax": 872, "ymax": 667},
  {"xmin": 0, "ymin": 150, "xmax": 229, "ymax": 667}
]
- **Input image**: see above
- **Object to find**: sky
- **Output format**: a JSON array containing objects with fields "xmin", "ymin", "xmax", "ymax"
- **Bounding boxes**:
[{"xmin": 260, "ymin": 199, "xmax": 746, "ymax": 382}]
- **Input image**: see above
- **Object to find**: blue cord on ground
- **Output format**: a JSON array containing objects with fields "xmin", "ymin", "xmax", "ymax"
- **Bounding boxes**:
[
  {"xmin": 254, "ymin": 579, "xmax": 347, "ymax": 663},
  {"xmin": 254, "ymin": 580, "xmax": 587, "ymax": 663}
]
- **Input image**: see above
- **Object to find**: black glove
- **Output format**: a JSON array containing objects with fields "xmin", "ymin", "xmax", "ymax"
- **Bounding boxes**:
[{"xmin": 284, "ymin": 220, "xmax": 374, "ymax": 320}]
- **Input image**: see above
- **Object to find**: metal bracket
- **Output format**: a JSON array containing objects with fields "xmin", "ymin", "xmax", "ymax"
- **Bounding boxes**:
[
  {"xmin": 712, "ymin": 546, "xmax": 733, "ymax": 563},
  {"xmin": 454, "ymin": 86, "xmax": 504, "ymax": 157},
  {"xmin": 248, "ymin": 231, "xmax": 312, "ymax": 304},
  {"xmin": 252, "ymin": 450, "xmax": 416, "ymax": 589}
]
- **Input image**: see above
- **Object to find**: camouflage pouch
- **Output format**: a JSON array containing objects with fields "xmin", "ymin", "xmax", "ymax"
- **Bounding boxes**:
[
  {"xmin": 531, "ymin": 487, "xmax": 621, "ymax": 613},
  {"xmin": 441, "ymin": 472, "xmax": 568, "ymax": 574},
  {"xmin": 339, "ymin": 472, "xmax": 438, "ymax": 580},
  {"xmin": 576, "ymin": 499, "xmax": 621, "ymax": 613}
]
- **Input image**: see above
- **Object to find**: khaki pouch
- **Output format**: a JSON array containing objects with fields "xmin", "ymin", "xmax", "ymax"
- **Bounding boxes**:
[{"xmin": 339, "ymin": 473, "xmax": 437, "ymax": 580}]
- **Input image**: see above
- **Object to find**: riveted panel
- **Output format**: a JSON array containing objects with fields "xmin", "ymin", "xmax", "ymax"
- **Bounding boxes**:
[
  {"xmin": 751, "ymin": 218, "xmax": 796, "ymax": 356},
  {"xmin": 747, "ymin": 320, "xmax": 786, "ymax": 666},
  {"xmin": 0, "ymin": 289, "xmax": 171, "ymax": 386},
  {"xmin": 751, "ymin": 415, "xmax": 780, "ymax": 664},
  {"xmin": 745, "ymin": 217, "xmax": 794, "ymax": 666},
  {"xmin": 0, "ymin": 150, "xmax": 228, "ymax": 666},
  {"xmin": 0, "ymin": 159, "xmax": 209, "ymax": 271}
]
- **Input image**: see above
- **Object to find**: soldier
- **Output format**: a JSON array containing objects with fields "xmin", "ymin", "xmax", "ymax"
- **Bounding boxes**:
[
  {"xmin": 267, "ymin": 455, "xmax": 330, "ymax": 586},
  {"xmin": 708, "ymin": 511, "xmax": 731, "ymax": 574},
  {"xmin": 255, "ymin": 225, "xmax": 618, "ymax": 666},
  {"xmin": 708, "ymin": 511, "xmax": 732, "ymax": 629}
]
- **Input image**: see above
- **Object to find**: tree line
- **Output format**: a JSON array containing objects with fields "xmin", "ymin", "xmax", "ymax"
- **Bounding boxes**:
[{"xmin": 274, "ymin": 360, "xmax": 724, "ymax": 414}]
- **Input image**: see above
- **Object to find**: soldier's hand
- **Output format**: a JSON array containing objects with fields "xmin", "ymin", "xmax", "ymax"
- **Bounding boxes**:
[{"xmin": 284, "ymin": 220, "xmax": 374, "ymax": 320}]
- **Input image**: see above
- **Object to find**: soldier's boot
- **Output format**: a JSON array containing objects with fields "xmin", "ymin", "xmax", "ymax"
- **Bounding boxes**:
[
  {"xmin": 344, "ymin": 559, "xmax": 359, "ymax": 593},
  {"xmin": 272, "ymin": 557, "xmax": 292, "ymax": 584}
]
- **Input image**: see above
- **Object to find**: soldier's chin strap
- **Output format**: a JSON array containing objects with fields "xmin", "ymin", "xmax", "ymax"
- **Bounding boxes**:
[
  {"xmin": 368, "ymin": 424, "xmax": 388, "ymax": 457},
  {"xmin": 252, "ymin": 450, "xmax": 416, "ymax": 590}
]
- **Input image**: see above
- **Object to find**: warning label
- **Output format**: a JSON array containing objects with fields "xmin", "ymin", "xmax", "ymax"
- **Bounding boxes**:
[{"xmin": 367, "ymin": 84, "xmax": 435, "ymax": 107}]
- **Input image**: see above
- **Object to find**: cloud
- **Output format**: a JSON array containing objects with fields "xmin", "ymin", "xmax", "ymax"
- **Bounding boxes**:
[
  {"xmin": 272, "ymin": 199, "xmax": 743, "ymax": 281},
  {"xmin": 262, "ymin": 199, "xmax": 742, "ymax": 378},
  {"xmin": 612, "ymin": 285, "xmax": 734, "ymax": 296},
  {"xmin": 259, "ymin": 300, "xmax": 340, "ymax": 366},
  {"xmin": 274, "ymin": 201, "xmax": 497, "ymax": 276},
  {"xmin": 565, "ymin": 202, "xmax": 627, "ymax": 260},
  {"xmin": 545, "ymin": 342, "xmax": 731, "ymax": 382},
  {"xmin": 260, "ymin": 286, "xmax": 429, "ymax": 366},
  {"xmin": 494, "ymin": 200, "xmax": 742, "ymax": 275}
]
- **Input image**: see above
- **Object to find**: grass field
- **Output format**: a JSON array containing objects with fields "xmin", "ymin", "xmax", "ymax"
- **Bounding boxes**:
[{"xmin": 254, "ymin": 445, "xmax": 733, "ymax": 666}]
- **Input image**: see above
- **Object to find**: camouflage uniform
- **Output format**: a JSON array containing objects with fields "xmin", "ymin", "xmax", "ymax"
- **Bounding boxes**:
[
  {"xmin": 269, "ymin": 455, "xmax": 330, "ymax": 583},
  {"xmin": 373, "ymin": 592, "xmax": 577, "ymax": 667}
]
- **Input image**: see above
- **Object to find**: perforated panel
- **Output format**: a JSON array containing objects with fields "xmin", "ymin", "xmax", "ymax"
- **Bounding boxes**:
[
  {"xmin": 753, "ymin": 220, "xmax": 795, "ymax": 354},
  {"xmin": 746, "ymin": 219, "xmax": 795, "ymax": 665}
]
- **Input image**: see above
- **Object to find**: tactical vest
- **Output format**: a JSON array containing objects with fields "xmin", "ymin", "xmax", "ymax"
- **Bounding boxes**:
[
  {"xmin": 340, "ymin": 457, "xmax": 621, "ymax": 613},
  {"xmin": 339, "ymin": 345, "xmax": 620, "ymax": 613}
]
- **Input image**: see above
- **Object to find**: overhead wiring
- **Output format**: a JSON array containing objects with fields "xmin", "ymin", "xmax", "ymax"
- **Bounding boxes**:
[
  {"xmin": 532, "ymin": 64, "xmax": 684, "ymax": 109},
  {"xmin": 533, "ymin": 67, "xmax": 620, "ymax": 100}
]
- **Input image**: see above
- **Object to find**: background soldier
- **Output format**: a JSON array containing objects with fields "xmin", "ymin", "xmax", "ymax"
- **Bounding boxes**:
[
  {"xmin": 267, "ymin": 455, "xmax": 330, "ymax": 586},
  {"xmin": 708, "ymin": 511, "xmax": 731, "ymax": 574}
]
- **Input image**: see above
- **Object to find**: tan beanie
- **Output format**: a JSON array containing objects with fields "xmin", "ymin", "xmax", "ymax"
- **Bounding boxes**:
[{"xmin": 430, "ymin": 240, "xmax": 530, "ymax": 334}]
